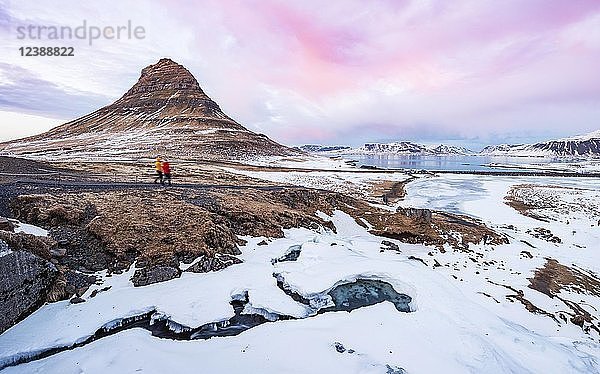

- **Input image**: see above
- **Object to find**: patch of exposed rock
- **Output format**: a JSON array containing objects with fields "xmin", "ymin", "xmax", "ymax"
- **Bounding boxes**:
[
  {"xmin": 528, "ymin": 259, "xmax": 600, "ymax": 334},
  {"xmin": 10, "ymin": 186, "xmax": 506, "ymax": 279},
  {"xmin": 529, "ymin": 259, "xmax": 600, "ymax": 297},
  {"xmin": 367, "ymin": 207, "xmax": 507, "ymax": 251},
  {"xmin": 505, "ymin": 184, "xmax": 600, "ymax": 224},
  {"xmin": 526, "ymin": 227, "xmax": 561, "ymax": 243},
  {"xmin": 0, "ymin": 251, "xmax": 59, "ymax": 333}
]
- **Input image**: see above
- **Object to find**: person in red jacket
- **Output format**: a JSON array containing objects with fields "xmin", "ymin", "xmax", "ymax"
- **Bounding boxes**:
[{"xmin": 162, "ymin": 160, "xmax": 172, "ymax": 186}]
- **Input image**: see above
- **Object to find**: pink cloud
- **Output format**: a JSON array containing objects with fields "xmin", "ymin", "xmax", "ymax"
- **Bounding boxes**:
[
  {"xmin": 137, "ymin": 0, "xmax": 600, "ymax": 145},
  {"xmin": 11, "ymin": 0, "xmax": 594, "ymax": 146}
]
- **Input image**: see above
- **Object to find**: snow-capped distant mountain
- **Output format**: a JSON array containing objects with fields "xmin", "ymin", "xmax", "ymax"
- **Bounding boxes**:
[
  {"xmin": 359, "ymin": 142, "xmax": 425, "ymax": 154},
  {"xmin": 427, "ymin": 144, "xmax": 473, "ymax": 155},
  {"xmin": 301, "ymin": 142, "xmax": 473, "ymax": 156},
  {"xmin": 480, "ymin": 130, "xmax": 600, "ymax": 157},
  {"xmin": 299, "ymin": 145, "xmax": 352, "ymax": 153},
  {"xmin": 351, "ymin": 142, "xmax": 473, "ymax": 155}
]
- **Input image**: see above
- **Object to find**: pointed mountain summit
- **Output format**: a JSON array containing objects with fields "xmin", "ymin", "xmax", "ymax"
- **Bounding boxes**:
[{"xmin": 1, "ymin": 58, "xmax": 295, "ymax": 161}]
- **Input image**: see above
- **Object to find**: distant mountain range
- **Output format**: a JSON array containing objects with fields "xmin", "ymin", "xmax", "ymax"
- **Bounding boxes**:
[
  {"xmin": 299, "ymin": 145, "xmax": 352, "ymax": 153},
  {"xmin": 479, "ymin": 130, "xmax": 600, "ymax": 157},
  {"xmin": 303, "ymin": 130, "xmax": 600, "ymax": 158},
  {"xmin": 302, "ymin": 142, "xmax": 473, "ymax": 156}
]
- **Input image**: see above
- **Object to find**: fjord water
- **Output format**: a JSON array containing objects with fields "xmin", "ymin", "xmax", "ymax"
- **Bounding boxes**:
[{"xmin": 346, "ymin": 154, "xmax": 570, "ymax": 172}]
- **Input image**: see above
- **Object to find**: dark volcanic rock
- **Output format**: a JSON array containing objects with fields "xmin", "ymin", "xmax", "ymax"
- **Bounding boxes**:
[
  {"xmin": 380, "ymin": 240, "xmax": 400, "ymax": 252},
  {"xmin": 64, "ymin": 270, "xmax": 98, "ymax": 297},
  {"xmin": 131, "ymin": 266, "xmax": 180, "ymax": 287},
  {"xmin": 70, "ymin": 296, "xmax": 85, "ymax": 304},
  {"xmin": 0, "ymin": 217, "xmax": 15, "ymax": 232},
  {"xmin": 0, "ymin": 251, "xmax": 59, "ymax": 333},
  {"xmin": 334, "ymin": 342, "xmax": 346, "ymax": 353},
  {"xmin": 186, "ymin": 254, "xmax": 243, "ymax": 273}
]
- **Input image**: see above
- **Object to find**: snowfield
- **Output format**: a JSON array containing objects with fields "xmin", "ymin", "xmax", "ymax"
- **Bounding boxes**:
[
  {"xmin": 1, "ymin": 173, "xmax": 599, "ymax": 373},
  {"xmin": 221, "ymin": 167, "xmax": 412, "ymax": 199}
]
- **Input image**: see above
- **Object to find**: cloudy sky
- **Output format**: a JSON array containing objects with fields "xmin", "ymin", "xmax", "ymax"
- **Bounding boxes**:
[{"xmin": 1, "ymin": 0, "xmax": 599, "ymax": 149}]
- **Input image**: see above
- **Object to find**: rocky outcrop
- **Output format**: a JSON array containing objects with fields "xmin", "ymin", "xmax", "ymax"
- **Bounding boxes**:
[
  {"xmin": 0, "ymin": 58, "xmax": 297, "ymax": 161},
  {"xmin": 0, "ymin": 251, "xmax": 59, "ymax": 333},
  {"xmin": 0, "ymin": 230, "xmax": 56, "ymax": 259},
  {"xmin": 7, "ymin": 188, "xmax": 339, "ymax": 282}
]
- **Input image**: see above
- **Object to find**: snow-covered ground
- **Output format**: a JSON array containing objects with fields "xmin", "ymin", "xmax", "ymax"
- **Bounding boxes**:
[
  {"xmin": 221, "ymin": 167, "xmax": 411, "ymax": 198},
  {"xmin": 247, "ymin": 154, "xmax": 356, "ymax": 170},
  {"xmin": 12, "ymin": 220, "xmax": 49, "ymax": 237},
  {"xmin": 1, "ymin": 173, "xmax": 599, "ymax": 373}
]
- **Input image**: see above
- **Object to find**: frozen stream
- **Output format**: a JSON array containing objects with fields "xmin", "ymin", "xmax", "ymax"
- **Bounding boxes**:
[{"xmin": 0, "ymin": 277, "xmax": 412, "ymax": 370}]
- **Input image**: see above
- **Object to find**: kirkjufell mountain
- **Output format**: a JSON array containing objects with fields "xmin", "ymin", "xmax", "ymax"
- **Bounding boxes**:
[{"xmin": 0, "ymin": 58, "xmax": 296, "ymax": 161}]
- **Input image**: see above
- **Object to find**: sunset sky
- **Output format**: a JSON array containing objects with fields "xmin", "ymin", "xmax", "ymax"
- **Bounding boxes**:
[{"xmin": 1, "ymin": 0, "xmax": 599, "ymax": 149}]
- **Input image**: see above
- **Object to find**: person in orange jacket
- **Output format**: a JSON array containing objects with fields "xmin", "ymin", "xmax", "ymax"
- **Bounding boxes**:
[
  {"xmin": 154, "ymin": 156, "xmax": 163, "ymax": 185},
  {"xmin": 162, "ymin": 160, "xmax": 172, "ymax": 186}
]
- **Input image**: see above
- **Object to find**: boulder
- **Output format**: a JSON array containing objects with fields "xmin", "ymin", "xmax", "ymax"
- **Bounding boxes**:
[
  {"xmin": 186, "ymin": 254, "xmax": 242, "ymax": 273},
  {"xmin": 131, "ymin": 266, "xmax": 180, "ymax": 287},
  {"xmin": 0, "ymin": 251, "xmax": 59, "ymax": 333}
]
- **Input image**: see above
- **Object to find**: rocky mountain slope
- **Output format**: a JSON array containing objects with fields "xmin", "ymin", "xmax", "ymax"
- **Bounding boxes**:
[
  {"xmin": 0, "ymin": 59, "xmax": 297, "ymax": 161},
  {"xmin": 480, "ymin": 130, "xmax": 600, "ymax": 157}
]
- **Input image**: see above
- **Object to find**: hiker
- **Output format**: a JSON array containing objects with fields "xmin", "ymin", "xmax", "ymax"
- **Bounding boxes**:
[
  {"xmin": 162, "ymin": 160, "xmax": 172, "ymax": 186},
  {"xmin": 154, "ymin": 157, "xmax": 164, "ymax": 184}
]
